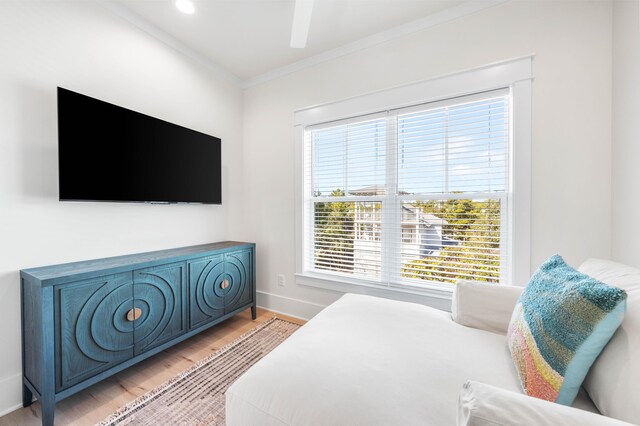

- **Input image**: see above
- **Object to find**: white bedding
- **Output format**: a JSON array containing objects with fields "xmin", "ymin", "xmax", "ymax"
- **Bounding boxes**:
[{"xmin": 226, "ymin": 293, "xmax": 596, "ymax": 425}]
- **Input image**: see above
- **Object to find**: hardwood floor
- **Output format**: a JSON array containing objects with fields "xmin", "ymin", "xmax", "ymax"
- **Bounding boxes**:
[{"xmin": 0, "ymin": 308, "xmax": 305, "ymax": 426}]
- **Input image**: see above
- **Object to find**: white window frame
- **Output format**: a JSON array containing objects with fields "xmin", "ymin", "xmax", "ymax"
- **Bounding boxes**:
[{"xmin": 294, "ymin": 56, "xmax": 532, "ymax": 308}]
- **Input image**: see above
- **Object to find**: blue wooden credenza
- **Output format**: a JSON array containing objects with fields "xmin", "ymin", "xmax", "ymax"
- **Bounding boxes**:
[{"xmin": 20, "ymin": 241, "xmax": 256, "ymax": 426}]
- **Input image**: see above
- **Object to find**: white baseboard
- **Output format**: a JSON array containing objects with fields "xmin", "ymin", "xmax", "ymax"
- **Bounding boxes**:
[
  {"xmin": 0, "ymin": 291, "xmax": 435, "ymax": 417},
  {"xmin": 0, "ymin": 373, "xmax": 23, "ymax": 418},
  {"xmin": 256, "ymin": 291, "xmax": 327, "ymax": 320},
  {"xmin": 0, "ymin": 294, "xmax": 323, "ymax": 418}
]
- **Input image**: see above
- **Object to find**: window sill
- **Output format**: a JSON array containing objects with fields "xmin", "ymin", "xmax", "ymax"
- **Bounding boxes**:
[{"xmin": 295, "ymin": 271, "xmax": 453, "ymax": 312}]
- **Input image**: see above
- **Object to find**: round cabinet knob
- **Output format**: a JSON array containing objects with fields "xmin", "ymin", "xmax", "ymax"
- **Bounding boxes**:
[
  {"xmin": 126, "ymin": 307, "xmax": 142, "ymax": 322},
  {"xmin": 221, "ymin": 279, "xmax": 230, "ymax": 290}
]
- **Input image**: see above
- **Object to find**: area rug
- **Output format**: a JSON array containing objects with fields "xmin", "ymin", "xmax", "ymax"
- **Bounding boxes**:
[{"xmin": 96, "ymin": 317, "xmax": 301, "ymax": 426}]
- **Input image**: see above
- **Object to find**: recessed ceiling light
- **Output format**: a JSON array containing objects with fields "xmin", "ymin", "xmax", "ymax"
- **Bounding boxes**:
[{"xmin": 175, "ymin": 0, "xmax": 195, "ymax": 15}]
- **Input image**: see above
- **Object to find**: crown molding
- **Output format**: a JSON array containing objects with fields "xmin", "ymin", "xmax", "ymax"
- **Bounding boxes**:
[
  {"xmin": 98, "ymin": 0, "xmax": 509, "ymax": 90},
  {"xmin": 241, "ymin": 0, "xmax": 509, "ymax": 88},
  {"xmin": 97, "ymin": 0, "xmax": 242, "ymax": 86}
]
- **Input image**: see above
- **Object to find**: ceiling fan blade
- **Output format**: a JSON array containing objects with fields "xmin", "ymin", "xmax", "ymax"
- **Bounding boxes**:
[{"xmin": 290, "ymin": 0, "xmax": 315, "ymax": 48}]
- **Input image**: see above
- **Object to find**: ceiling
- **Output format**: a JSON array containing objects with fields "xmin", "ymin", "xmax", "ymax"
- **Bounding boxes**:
[{"xmin": 116, "ymin": 0, "xmax": 469, "ymax": 82}]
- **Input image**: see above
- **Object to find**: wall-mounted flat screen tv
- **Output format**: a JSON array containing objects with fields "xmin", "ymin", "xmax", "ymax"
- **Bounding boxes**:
[{"xmin": 57, "ymin": 87, "xmax": 222, "ymax": 204}]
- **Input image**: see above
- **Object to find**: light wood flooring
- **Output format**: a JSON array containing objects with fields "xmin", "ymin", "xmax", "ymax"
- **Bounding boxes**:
[{"xmin": 0, "ymin": 308, "xmax": 304, "ymax": 426}]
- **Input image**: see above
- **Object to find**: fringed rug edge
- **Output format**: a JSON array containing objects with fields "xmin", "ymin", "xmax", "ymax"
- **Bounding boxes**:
[{"xmin": 95, "ymin": 316, "xmax": 295, "ymax": 426}]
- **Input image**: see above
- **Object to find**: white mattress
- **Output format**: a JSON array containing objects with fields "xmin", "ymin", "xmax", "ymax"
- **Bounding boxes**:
[{"xmin": 226, "ymin": 293, "xmax": 597, "ymax": 425}]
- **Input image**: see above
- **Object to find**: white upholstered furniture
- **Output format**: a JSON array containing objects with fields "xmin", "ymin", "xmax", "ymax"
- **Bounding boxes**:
[
  {"xmin": 458, "ymin": 381, "xmax": 630, "ymax": 426},
  {"xmin": 226, "ymin": 259, "xmax": 639, "ymax": 425}
]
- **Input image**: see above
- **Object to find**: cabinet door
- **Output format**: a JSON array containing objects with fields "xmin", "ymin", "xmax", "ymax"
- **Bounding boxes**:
[
  {"xmin": 223, "ymin": 249, "xmax": 253, "ymax": 314},
  {"xmin": 133, "ymin": 262, "xmax": 187, "ymax": 355},
  {"xmin": 188, "ymin": 255, "xmax": 225, "ymax": 330},
  {"xmin": 56, "ymin": 273, "xmax": 134, "ymax": 391}
]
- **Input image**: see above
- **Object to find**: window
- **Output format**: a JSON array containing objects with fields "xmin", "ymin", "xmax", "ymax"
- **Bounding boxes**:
[
  {"xmin": 396, "ymin": 94, "xmax": 509, "ymax": 285},
  {"xmin": 309, "ymin": 118, "xmax": 385, "ymax": 278},
  {"xmin": 295, "ymin": 57, "xmax": 532, "ymax": 298},
  {"xmin": 303, "ymin": 90, "xmax": 510, "ymax": 288}
]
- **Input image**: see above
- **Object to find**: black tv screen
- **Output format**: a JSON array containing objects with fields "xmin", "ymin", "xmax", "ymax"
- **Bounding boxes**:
[{"xmin": 57, "ymin": 87, "xmax": 222, "ymax": 204}]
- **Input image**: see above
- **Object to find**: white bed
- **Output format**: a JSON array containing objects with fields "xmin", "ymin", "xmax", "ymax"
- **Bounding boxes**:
[{"xmin": 226, "ymin": 293, "xmax": 596, "ymax": 425}]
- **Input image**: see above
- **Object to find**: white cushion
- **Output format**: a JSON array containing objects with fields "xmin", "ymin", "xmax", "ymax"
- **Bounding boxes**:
[
  {"xmin": 458, "ymin": 381, "xmax": 632, "ymax": 426},
  {"xmin": 227, "ymin": 293, "xmax": 596, "ymax": 426},
  {"xmin": 578, "ymin": 259, "xmax": 640, "ymax": 424},
  {"xmin": 452, "ymin": 280, "xmax": 523, "ymax": 335}
]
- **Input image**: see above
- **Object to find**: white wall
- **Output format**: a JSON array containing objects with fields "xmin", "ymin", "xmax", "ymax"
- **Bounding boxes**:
[
  {"xmin": 237, "ymin": 0, "xmax": 613, "ymax": 318},
  {"xmin": 0, "ymin": 1, "xmax": 243, "ymax": 414},
  {"xmin": 0, "ymin": 0, "xmax": 623, "ymax": 417},
  {"xmin": 611, "ymin": 0, "xmax": 640, "ymax": 267}
]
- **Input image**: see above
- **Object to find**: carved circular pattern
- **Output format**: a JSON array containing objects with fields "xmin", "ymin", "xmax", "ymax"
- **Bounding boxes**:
[
  {"xmin": 133, "ymin": 276, "xmax": 174, "ymax": 350},
  {"xmin": 76, "ymin": 271, "xmax": 176, "ymax": 362},
  {"xmin": 78, "ymin": 282, "xmax": 134, "ymax": 361},
  {"xmin": 112, "ymin": 300, "xmax": 137, "ymax": 333},
  {"xmin": 195, "ymin": 258, "xmax": 226, "ymax": 318},
  {"xmin": 224, "ymin": 254, "xmax": 248, "ymax": 308}
]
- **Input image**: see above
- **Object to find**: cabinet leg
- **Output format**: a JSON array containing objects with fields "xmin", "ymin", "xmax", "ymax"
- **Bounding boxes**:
[
  {"xmin": 22, "ymin": 383, "xmax": 33, "ymax": 407},
  {"xmin": 41, "ymin": 397, "xmax": 55, "ymax": 426},
  {"xmin": 251, "ymin": 304, "xmax": 257, "ymax": 320}
]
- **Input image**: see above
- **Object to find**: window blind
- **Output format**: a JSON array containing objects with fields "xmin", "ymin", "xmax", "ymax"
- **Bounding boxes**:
[
  {"xmin": 305, "ymin": 115, "xmax": 386, "ymax": 278},
  {"xmin": 303, "ymin": 89, "xmax": 511, "ymax": 287}
]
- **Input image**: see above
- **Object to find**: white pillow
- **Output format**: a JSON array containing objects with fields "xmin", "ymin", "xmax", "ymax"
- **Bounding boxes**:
[
  {"xmin": 458, "ymin": 381, "xmax": 634, "ymax": 426},
  {"xmin": 451, "ymin": 280, "xmax": 523, "ymax": 335},
  {"xmin": 578, "ymin": 259, "xmax": 640, "ymax": 424}
]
